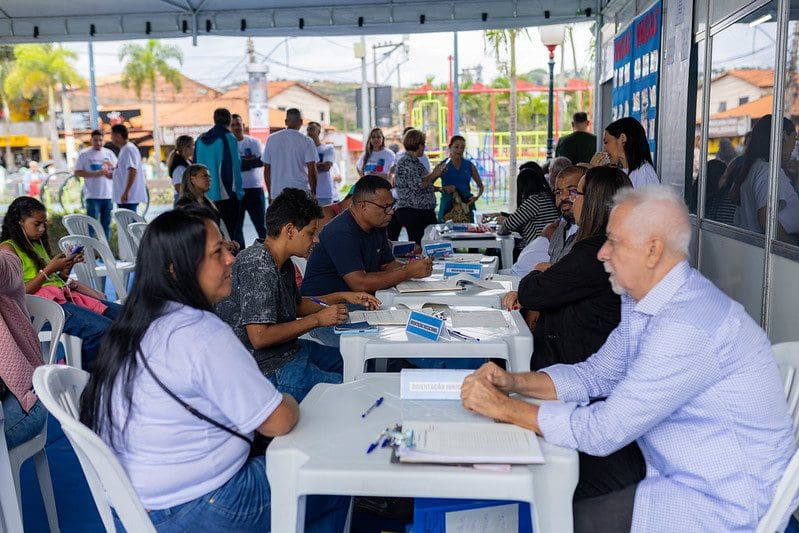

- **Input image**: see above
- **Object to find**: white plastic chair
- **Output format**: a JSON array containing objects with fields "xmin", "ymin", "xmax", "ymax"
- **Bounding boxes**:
[
  {"xmin": 24, "ymin": 294, "xmax": 83, "ymax": 368},
  {"xmin": 58, "ymin": 235, "xmax": 127, "ymax": 302},
  {"xmin": 112, "ymin": 209, "xmax": 145, "ymax": 264},
  {"xmin": 757, "ymin": 342, "xmax": 799, "ymax": 532},
  {"xmin": 126, "ymin": 222, "xmax": 148, "ymax": 257},
  {"xmin": 62, "ymin": 214, "xmax": 135, "ymax": 283},
  {"xmin": 32, "ymin": 365, "xmax": 156, "ymax": 533},
  {"xmin": 0, "ymin": 403, "xmax": 25, "ymax": 532}
]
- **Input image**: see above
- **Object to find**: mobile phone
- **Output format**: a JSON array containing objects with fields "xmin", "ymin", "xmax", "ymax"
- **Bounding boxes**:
[{"xmin": 69, "ymin": 245, "xmax": 85, "ymax": 257}]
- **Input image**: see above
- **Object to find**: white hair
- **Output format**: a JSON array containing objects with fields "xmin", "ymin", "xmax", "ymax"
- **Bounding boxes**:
[
  {"xmin": 611, "ymin": 185, "xmax": 691, "ymax": 257},
  {"xmin": 549, "ymin": 157, "xmax": 572, "ymax": 182}
]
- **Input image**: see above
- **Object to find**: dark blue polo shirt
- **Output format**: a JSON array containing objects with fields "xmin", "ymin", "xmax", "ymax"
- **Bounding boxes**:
[{"xmin": 300, "ymin": 209, "xmax": 395, "ymax": 296}]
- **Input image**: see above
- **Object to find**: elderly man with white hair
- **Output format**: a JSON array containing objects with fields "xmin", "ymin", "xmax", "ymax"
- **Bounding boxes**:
[{"xmin": 461, "ymin": 184, "xmax": 797, "ymax": 532}]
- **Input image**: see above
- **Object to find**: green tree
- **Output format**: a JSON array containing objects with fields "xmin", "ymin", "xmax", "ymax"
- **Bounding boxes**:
[
  {"xmin": 0, "ymin": 45, "xmax": 15, "ymax": 170},
  {"xmin": 484, "ymin": 28, "xmax": 530, "ymax": 210},
  {"xmin": 118, "ymin": 39, "xmax": 183, "ymax": 176},
  {"xmin": 4, "ymin": 44, "xmax": 84, "ymax": 168}
]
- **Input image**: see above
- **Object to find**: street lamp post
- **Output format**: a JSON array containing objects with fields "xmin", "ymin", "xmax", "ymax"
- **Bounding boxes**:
[{"xmin": 540, "ymin": 25, "xmax": 565, "ymax": 161}]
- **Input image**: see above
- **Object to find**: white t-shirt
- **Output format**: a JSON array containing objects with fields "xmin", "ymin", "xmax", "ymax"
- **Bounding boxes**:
[
  {"xmin": 237, "ymin": 135, "xmax": 264, "ymax": 189},
  {"xmin": 262, "ymin": 128, "xmax": 317, "ymax": 197},
  {"xmin": 107, "ymin": 303, "xmax": 282, "ymax": 509},
  {"xmin": 625, "ymin": 161, "xmax": 660, "ymax": 188},
  {"xmin": 357, "ymin": 148, "xmax": 395, "ymax": 177},
  {"xmin": 75, "ymin": 147, "xmax": 117, "ymax": 199},
  {"xmin": 170, "ymin": 164, "xmax": 187, "ymax": 187},
  {"xmin": 314, "ymin": 143, "xmax": 337, "ymax": 200},
  {"xmin": 112, "ymin": 142, "xmax": 147, "ymax": 204},
  {"xmin": 735, "ymin": 159, "xmax": 799, "ymax": 235}
]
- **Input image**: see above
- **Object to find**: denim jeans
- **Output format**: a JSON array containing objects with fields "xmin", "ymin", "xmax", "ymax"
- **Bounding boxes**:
[
  {"xmin": 116, "ymin": 456, "xmax": 349, "ymax": 533},
  {"xmin": 271, "ymin": 340, "xmax": 342, "ymax": 403},
  {"xmin": 85, "ymin": 198, "xmax": 113, "ymax": 241},
  {"xmin": 2, "ymin": 396, "xmax": 47, "ymax": 450},
  {"xmin": 242, "ymin": 187, "xmax": 266, "ymax": 241},
  {"xmin": 117, "ymin": 203, "xmax": 139, "ymax": 212},
  {"xmin": 61, "ymin": 300, "xmax": 122, "ymax": 370}
]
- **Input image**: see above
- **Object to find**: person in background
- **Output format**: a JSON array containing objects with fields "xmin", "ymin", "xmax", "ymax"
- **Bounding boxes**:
[
  {"xmin": 301, "ymin": 175, "xmax": 433, "ymax": 296},
  {"xmin": 167, "ymin": 135, "xmax": 195, "ymax": 203},
  {"xmin": 438, "ymin": 135, "xmax": 484, "ymax": 223},
  {"xmin": 0, "ymin": 197, "xmax": 122, "ymax": 371},
  {"xmin": 262, "ymin": 108, "xmax": 318, "ymax": 202},
  {"xmin": 74, "ymin": 129, "xmax": 117, "ymax": 240},
  {"xmin": 216, "ymin": 188, "xmax": 379, "ymax": 401},
  {"xmin": 547, "ymin": 156, "xmax": 573, "ymax": 190},
  {"xmin": 517, "ymin": 161, "xmax": 545, "ymax": 207},
  {"xmin": 704, "ymin": 159, "xmax": 736, "ymax": 225},
  {"xmin": 357, "ymin": 127, "xmax": 395, "ymax": 181},
  {"xmin": 194, "ymin": 107, "xmax": 244, "ymax": 247},
  {"xmin": 511, "ymin": 166, "xmax": 587, "ymax": 277},
  {"xmin": 590, "ymin": 117, "xmax": 659, "ymax": 188},
  {"xmin": 556, "ymin": 112, "xmax": 598, "ymax": 165},
  {"xmin": 390, "ymin": 129, "xmax": 446, "ymax": 244},
  {"xmin": 731, "ymin": 114, "xmax": 799, "ymax": 242},
  {"xmin": 230, "ymin": 114, "xmax": 266, "ymax": 241},
  {"xmin": 306, "ymin": 121, "xmax": 337, "ymax": 207},
  {"xmin": 0, "ymin": 248, "xmax": 47, "ymax": 450},
  {"xmin": 500, "ymin": 164, "xmax": 559, "ymax": 250},
  {"xmin": 462, "ymin": 185, "xmax": 797, "ymax": 532},
  {"xmin": 110, "ymin": 124, "xmax": 147, "ymax": 212},
  {"xmin": 80, "ymin": 207, "xmax": 349, "ymax": 532},
  {"xmin": 320, "ymin": 186, "xmax": 354, "ymax": 228},
  {"xmin": 399, "ymin": 126, "xmax": 432, "ymax": 172}
]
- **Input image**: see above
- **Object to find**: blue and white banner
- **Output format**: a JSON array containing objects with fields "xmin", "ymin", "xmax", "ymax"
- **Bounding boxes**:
[
  {"xmin": 443, "ymin": 262, "xmax": 482, "ymax": 279},
  {"xmin": 423, "ymin": 242, "xmax": 454, "ymax": 258}
]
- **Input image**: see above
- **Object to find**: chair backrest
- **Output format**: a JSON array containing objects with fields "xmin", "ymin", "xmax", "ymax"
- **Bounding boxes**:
[
  {"xmin": 24, "ymin": 294, "xmax": 65, "ymax": 365},
  {"xmin": 32, "ymin": 365, "xmax": 156, "ymax": 533},
  {"xmin": 126, "ymin": 222, "xmax": 148, "ymax": 258},
  {"xmin": 774, "ymin": 342, "xmax": 799, "ymax": 439},
  {"xmin": 112, "ymin": 209, "xmax": 145, "ymax": 263},
  {"xmin": 62, "ymin": 213, "xmax": 112, "ymax": 251},
  {"xmin": 58, "ymin": 235, "xmax": 128, "ymax": 301}
]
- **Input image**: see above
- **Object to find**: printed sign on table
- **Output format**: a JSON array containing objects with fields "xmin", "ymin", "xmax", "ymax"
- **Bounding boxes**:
[
  {"xmin": 443, "ymin": 262, "xmax": 482, "ymax": 279},
  {"xmin": 423, "ymin": 242, "xmax": 454, "ymax": 258},
  {"xmin": 405, "ymin": 310, "xmax": 444, "ymax": 341}
]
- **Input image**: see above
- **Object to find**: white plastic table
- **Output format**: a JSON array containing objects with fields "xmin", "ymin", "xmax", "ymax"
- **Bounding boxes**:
[
  {"xmin": 430, "ymin": 253, "xmax": 499, "ymax": 276},
  {"xmin": 421, "ymin": 224, "xmax": 515, "ymax": 269},
  {"xmin": 375, "ymin": 274, "xmax": 519, "ymax": 309},
  {"xmin": 339, "ymin": 309, "xmax": 532, "ymax": 382},
  {"xmin": 266, "ymin": 374, "xmax": 579, "ymax": 533}
]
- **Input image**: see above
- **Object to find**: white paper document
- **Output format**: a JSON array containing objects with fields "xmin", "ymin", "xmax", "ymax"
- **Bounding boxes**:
[
  {"xmin": 397, "ymin": 421, "xmax": 545, "ymax": 464},
  {"xmin": 349, "ymin": 309, "xmax": 413, "ymax": 325},
  {"xmin": 396, "ymin": 274, "xmax": 504, "ymax": 293},
  {"xmin": 450, "ymin": 310, "xmax": 508, "ymax": 328}
]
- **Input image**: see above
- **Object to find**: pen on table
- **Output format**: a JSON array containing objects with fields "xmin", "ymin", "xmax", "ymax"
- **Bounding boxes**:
[
  {"xmin": 308, "ymin": 297, "xmax": 330, "ymax": 307},
  {"xmin": 361, "ymin": 396, "xmax": 384, "ymax": 418},
  {"xmin": 448, "ymin": 328, "xmax": 480, "ymax": 342},
  {"xmin": 366, "ymin": 428, "xmax": 387, "ymax": 454}
]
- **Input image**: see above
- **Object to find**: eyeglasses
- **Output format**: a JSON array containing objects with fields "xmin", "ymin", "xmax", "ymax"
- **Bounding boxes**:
[
  {"xmin": 360, "ymin": 200, "xmax": 397, "ymax": 213},
  {"xmin": 554, "ymin": 187, "xmax": 580, "ymax": 197},
  {"xmin": 568, "ymin": 189, "xmax": 585, "ymax": 199}
]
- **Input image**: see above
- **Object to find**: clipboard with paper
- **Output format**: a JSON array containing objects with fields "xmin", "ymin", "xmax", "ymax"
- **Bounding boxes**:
[{"xmin": 396, "ymin": 274, "xmax": 504, "ymax": 293}]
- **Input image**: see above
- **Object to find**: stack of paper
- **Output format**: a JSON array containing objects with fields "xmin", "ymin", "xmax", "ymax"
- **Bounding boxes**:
[
  {"xmin": 397, "ymin": 421, "xmax": 545, "ymax": 464},
  {"xmin": 396, "ymin": 274, "xmax": 504, "ymax": 293},
  {"xmin": 450, "ymin": 310, "xmax": 508, "ymax": 328},
  {"xmin": 349, "ymin": 309, "xmax": 413, "ymax": 325}
]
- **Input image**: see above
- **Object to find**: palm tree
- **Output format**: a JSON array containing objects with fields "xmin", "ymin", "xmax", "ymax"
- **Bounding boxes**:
[
  {"xmin": 0, "ymin": 45, "xmax": 15, "ymax": 170},
  {"xmin": 118, "ymin": 39, "xmax": 184, "ymax": 177},
  {"xmin": 4, "ymin": 44, "xmax": 84, "ymax": 168},
  {"xmin": 484, "ymin": 28, "xmax": 529, "ymax": 210}
]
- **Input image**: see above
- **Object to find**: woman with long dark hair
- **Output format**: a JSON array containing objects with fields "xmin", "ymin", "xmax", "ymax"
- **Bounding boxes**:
[
  {"xmin": 79, "ymin": 207, "xmax": 347, "ymax": 532},
  {"xmin": 0, "ymin": 196, "xmax": 121, "ymax": 370},
  {"xmin": 731, "ymin": 114, "xmax": 799, "ymax": 241},
  {"xmin": 357, "ymin": 127, "xmax": 395, "ymax": 180},
  {"xmin": 500, "ymin": 164, "xmax": 560, "ymax": 248},
  {"xmin": 167, "ymin": 135, "xmax": 194, "ymax": 201},
  {"xmin": 590, "ymin": 117, "xmax": 659, "ymax": 188},
  {"xmin": 501, "ymin": 167, "xmax": 644, "ymax": 513}
]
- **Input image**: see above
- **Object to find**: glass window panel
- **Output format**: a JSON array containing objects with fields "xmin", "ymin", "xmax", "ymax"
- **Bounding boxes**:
[
  {"xmin": 685, "ymin": 37, "xmax": 705, "ymax": 214},
  {"xmin": 705, "ymin": 3, "xmax": 777, "ymax": 237},
  {"xmin": 711, "ymin": 0, "xmax": 756, "ymax": 26},
  {"xmin": 775, "ymin": 3, "xmax": 799, "ymax": 246},
  {"xmin": 694, "ymin": 0, "xmax": 708, "ymax": 35}
]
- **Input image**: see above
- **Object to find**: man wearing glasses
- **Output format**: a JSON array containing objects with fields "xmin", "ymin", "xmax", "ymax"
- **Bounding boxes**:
[{"xmin": 301, "ymin": 175, "xmax": 433, "ymax": 297}]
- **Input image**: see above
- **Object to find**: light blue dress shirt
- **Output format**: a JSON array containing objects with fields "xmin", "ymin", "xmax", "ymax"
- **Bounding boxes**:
[{"xmin": 538, "ymin": 260, "xmax": 797, "ymax": 531}]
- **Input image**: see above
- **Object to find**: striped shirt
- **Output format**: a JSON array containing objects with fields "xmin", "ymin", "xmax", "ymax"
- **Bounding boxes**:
[
  {"xmin": 501, "ymin": 192, "xmax": 559, "ymax": 246},
  {"xmin": 538, "ymin": 261, "xmax": 797, "ymax": 531}
]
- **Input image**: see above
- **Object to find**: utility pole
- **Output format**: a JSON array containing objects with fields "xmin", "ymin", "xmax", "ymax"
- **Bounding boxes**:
[
  {"xmin": 356, "ymin": 37, "xmax": 370, "ymax": 143},
  {"xmin": 247, "ymin": 37, "xmax": 270, "ymax": 143}
]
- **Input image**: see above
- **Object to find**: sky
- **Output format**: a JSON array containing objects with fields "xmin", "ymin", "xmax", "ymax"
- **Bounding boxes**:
[{"xmin": 62, "ymin": 23, "xmax": 595, "ymax": 90}]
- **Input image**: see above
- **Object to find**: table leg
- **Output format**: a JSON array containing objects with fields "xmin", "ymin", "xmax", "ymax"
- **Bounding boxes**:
[
  {"xmin": 266, "ymin": 450, "xmax": 309, "ymax": 532},
  {"xmin": 528, "ymin": 457, "xmax": 578, "ymax": 532},
  {"xmin": 500, "ymin": 239, "xmax": 514, "ymax": 269}
]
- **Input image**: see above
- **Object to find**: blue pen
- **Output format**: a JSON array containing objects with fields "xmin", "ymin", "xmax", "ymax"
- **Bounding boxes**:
[
  {"xmin": 366, "ymin": 428, "xmax": 387, "ymax": 454},
  {"xmin": 447, "ymin": 329, "xmax": 480, "ymax": 342},
  {"xmin": 309, "ymin": 297, "xmax": 330, "ymax": 307},
  {"xmin": 361, "ymin": 396, "xmax": 384, "ymax": 418}
]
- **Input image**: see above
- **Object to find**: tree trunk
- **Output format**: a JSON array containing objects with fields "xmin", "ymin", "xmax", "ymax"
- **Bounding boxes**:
[
  {"xmin": 508, "ymin": 31, "xmax": 518, "ymax": 211},
  {"xmin": 61, "ymin": 86, "xmax": 77, "ymax": 167},
  {"xmin": 151, "ymin": 82, "xmax": 162, "ymax": 178},
  {"xmin": 2, "ymin": 100, "xmax": 13, "ymax": 170},
  {"xmin": 46, "ymin": 85, "xmax": 64, "ymax": 169},
  {"xmin": 569, "ymin": 27, "xmax": 578, "ymax": 75}
]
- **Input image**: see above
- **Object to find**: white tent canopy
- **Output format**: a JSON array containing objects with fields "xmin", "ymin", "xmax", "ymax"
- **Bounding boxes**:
[{"xmin": 0, "ymin": 0, "xmax": 598, "ymax": 44}]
